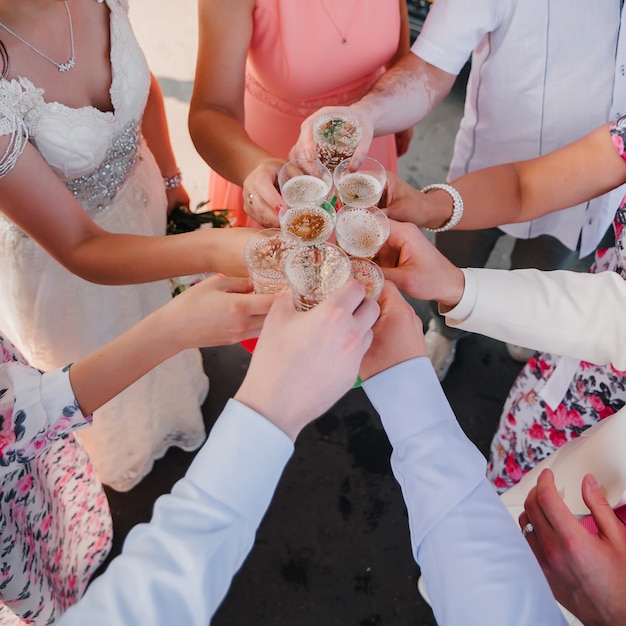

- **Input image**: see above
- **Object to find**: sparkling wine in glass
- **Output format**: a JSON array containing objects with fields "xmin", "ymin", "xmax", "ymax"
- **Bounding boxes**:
[
  {"xmin": 284, "ymin": 242, "xmax": 352, "ymax": 311},
  {"xmin": 333, "ymin": 156, "xmax": 387, "ymax": 208},
  {"xmin": 334, "ymin": 205, "xmax": 390, "ymax": 260},
  {"xmin": 312, "ymin": 111, "xmax": 363, "ymax": 172},
  {"xmin": 279, "ymin": 202, "xmax": 336, "ymax": 245},
  {"xmin": 278, "ymin": 159, "xmax": 333, "ymax": 207},
  {"xmin": 350, "ymin": 257, "xmax": 385, "ymax": 300}
]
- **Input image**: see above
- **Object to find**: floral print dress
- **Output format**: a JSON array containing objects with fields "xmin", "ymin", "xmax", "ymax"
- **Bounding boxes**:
[
  {"xmin": 487, "ymin": 115, "xmax": 626, "ymax": 492},
  {"xmin": 0, "ymin": 336, "xmax": 111, "ymax": 625}
]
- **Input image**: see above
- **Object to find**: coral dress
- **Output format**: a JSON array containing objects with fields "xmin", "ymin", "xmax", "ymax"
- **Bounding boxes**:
[
  {"xmin": 487, "ymin": 116, "xmax": 626, "ymax": 492},
  {"xmin": 209, "ymin": 0, "xmax": 402, "ymax": 226},
  {"xmin": 0, "ymin": 0, "xmax": 208, "ymax": 492}
]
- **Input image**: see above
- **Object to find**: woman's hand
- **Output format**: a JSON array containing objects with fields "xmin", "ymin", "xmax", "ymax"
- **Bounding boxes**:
[
  {"xmin": 242, "ymin": 158, "xmax": 285, "ymax": 227},
  {"xmin": 394, "ymin": 128, "xmax": 413, "ymax": 158},
  {"xmin": 166, "ymin": 184, "xmax": 191, "ymax": 216},
  {"xmin": 165, "ymin": 274, "xmax": 275, "ymax": 349}
]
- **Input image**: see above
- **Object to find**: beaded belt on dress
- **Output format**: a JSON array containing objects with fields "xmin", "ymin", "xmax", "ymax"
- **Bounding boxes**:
[
  {"xmin": 65, "ymin": 121, "xmax": 140, "ymax": 217},
  {"xmin": 0, "ymin": 122, "xmax": 140, "ymax": 238},
  {"xmin": 244, "ymin": 68, "xmax": 385, "ymax": 118}
]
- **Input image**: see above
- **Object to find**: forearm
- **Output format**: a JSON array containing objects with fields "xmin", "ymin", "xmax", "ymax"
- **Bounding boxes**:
[
  {"xmin": 69, "ymin": 306, "xmax": 182, "ymax": 415},
  {"xmin": 59, "ymin": 227, "xmax": 249, "ymax": 285},
  {"xmin": 141, "ymin": 74, "xmax": 180, "ymax": 180},
  {"xmin": 352, "ymin": 52, "xmax": 455, "ymax": 138},
  {"xmin": 188, "ymin": 107, "xmax": 276, "ymax": 187},
  {"xmin": 423, "ymin": 123, "xmax": 626, "ymax": 231}
]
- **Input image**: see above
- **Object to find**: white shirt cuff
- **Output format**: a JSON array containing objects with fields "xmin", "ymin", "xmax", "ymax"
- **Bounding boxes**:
[{"xmin": 442, "ymin": 268, "xmax": 477, "ymax": 324}]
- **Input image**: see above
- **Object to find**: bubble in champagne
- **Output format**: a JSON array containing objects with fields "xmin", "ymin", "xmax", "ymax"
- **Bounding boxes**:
[
  {"xmin": 281, "ymin": 175, "xmax": 330, "ymax": 206},
  {"xmin": 335, "ymin": 207, "xmax": 389, "ymax": 259},
  {"xmin": 280, "ymin": 204, "xmax": 336, "ymax": 244},
  {"xmin": 336, "ymin": 172, "xmax": 383, "ymax": 208}
]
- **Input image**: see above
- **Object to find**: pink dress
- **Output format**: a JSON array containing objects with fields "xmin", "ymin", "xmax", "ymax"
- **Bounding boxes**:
[{"xmin": 208, "ymin": 0, "xmax": 402, "ymax": 226}]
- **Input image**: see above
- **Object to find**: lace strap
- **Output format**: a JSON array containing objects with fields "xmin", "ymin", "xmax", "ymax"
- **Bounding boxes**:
[{"xmin": 0, "ymin": 101, "xmax": 28, "ymax": 179}]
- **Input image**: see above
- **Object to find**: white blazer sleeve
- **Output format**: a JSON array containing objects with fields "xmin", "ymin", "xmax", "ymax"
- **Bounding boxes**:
[
  {"xmin": 59, "ymin": 399, "xmax": 294, "ymax": 626},
  {"xmin": 363, "ymin": 358, "xmax": 567, "ymax": 626},
  {"xmin": 446, "ymin": 268, "xmax": 626, "ymax": 371}
]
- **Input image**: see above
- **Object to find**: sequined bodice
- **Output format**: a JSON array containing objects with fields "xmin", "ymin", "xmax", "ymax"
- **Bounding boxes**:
[{"xmin": 0, "ymin": 0, "xmax": 149, "ymax": 214}]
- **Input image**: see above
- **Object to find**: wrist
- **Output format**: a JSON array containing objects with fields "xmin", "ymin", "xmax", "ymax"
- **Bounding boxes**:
[
  {"xmin": 421, "ymin": 184, "xmax": 464, "ymax": 232},
  {"xmin": 234, "ymin": 387, "xmax": 302, "ymax": 443},
  {"xmin": 439, "ymin": 267, "xmax": 466, "ymax": 313},
  {"xmin": 163, "ymin": 170, "xmax": 183, "ymax": 190}
]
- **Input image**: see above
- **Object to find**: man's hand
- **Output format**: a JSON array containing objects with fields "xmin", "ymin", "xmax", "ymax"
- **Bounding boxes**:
[
  {"xmin": 360, "ymin": 281, "xmax": 426, "ymax": 382},
  {"xmin": 288, "ymin": 105, "xmax": 375, "ymax": 169},
  {"xmin": 521, "ymin": 469, "xmax": 626, "ymax": 626},
  {"xmin": 235, "ymin": 279, "xmax": 379, "ymax": 440}
]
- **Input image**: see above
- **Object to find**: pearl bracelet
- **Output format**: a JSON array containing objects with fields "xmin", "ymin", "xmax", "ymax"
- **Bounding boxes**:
[
  {"xmin": 163, "ymin": 170, "xmax": 183, "ymax": 190},
  {"xmin": 421, "ymin": 183, "xmax": 464, "ymax": 232}
]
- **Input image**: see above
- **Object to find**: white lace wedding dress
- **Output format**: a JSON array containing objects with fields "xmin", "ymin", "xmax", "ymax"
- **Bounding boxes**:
[{"xmin": 0, "ymin": 0, "xmax": 208, "ymax": 492}]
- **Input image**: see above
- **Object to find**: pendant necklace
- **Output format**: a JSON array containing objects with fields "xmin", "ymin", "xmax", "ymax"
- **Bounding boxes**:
[
  {"xmin": 0, "ymin": 1, "xmax": 76, "ymax": 72},
  {"xmin": 320, "ymin": 0, "xmax": 353, "ymax": 45}
]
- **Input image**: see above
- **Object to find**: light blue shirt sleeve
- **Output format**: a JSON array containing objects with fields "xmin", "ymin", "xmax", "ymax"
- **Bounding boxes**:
[
  {"xmin": 58, "ymin": 398, "xmax": 294, "ymax": 626},
  {"xmin": 363, "ymin": 358, "xmax": 568, "ymax": 625}
]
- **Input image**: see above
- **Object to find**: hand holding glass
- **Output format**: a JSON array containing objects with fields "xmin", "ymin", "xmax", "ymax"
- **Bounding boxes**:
[
  {"xmin": 334, "ymin": 205, "xmax": 390, "ymax": 260},
  {"xmin": 312, "ymin": 111, "xmax": 363, "ymax": 172},
  {"xmin": 284, "ymin": 242, "xmax": 352, "ymax": 311},
  {"xmin": 278, "ymin": 159, "xmax": 332, "ymax": 207},
  {"xmin": 333, "ymin": 156, "xmax": 387, "ymax": 208},
  {"xmin": 279, "ymin": 202, "xmax": 336, "ymax": 245},
  {"xmin": 244, "ymin": 228, "xmax": 301, "ymax": 294}
]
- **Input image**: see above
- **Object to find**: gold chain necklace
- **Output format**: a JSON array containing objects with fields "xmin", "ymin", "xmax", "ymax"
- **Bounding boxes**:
[
  {"xmin": 320, "ymin": 0, "xmax": 353, "ymax": 45},
  {"xmin": 0, "ymin": 1, "xmax": 76, "ymax": 72}
]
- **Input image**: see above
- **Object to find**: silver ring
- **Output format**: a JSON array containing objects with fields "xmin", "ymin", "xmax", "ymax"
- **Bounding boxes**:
[
  {"xmin": 522, "ymin": 522, "xmax": 534, "ymax": 537},
  {"xmin": 247, "ymin": 191, "xmax": 257, "ymax": 205}
]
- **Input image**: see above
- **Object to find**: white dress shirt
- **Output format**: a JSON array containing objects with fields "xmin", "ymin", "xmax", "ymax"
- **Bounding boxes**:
[
  {"xmin": 59, "ymin": 371, "xmax": 566, "ymax": 625},
  {"xmin": 412, "ymin": 0, "xmax": 626, "ymax": 256}
]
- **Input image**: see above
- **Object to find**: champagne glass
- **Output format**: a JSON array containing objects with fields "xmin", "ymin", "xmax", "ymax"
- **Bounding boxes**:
[
  {"xmin": 334, "ymin": 205, "xmax": 390, "ymax": 260},
  {"xmin": 349, "ymin": 257, "xmax": 385, "ymax": 300},
  {"xmin": 279, "ymin": 202, "xmax": 336, "ymax": 245},
  {"xmin": 278, "ymin": 158, "xmax": 333, "ymax": 207},
  {"xmin": 284, "ymin": 242, "xmax": 352, "ymax": 311},
  {"xmin": 312, "ymin": 111, "xmax": 363, "ymax": 172},
  {"xmin": 333, "ymin": 156, "xmax": 387, "ymax": 208},
  {"xmin": 242, "ymin": 228, "xmax": 301, "ymax": 353},
  {"xmin": 244, "ymin": 228, "xmax": 301, "ymax": 294}
]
